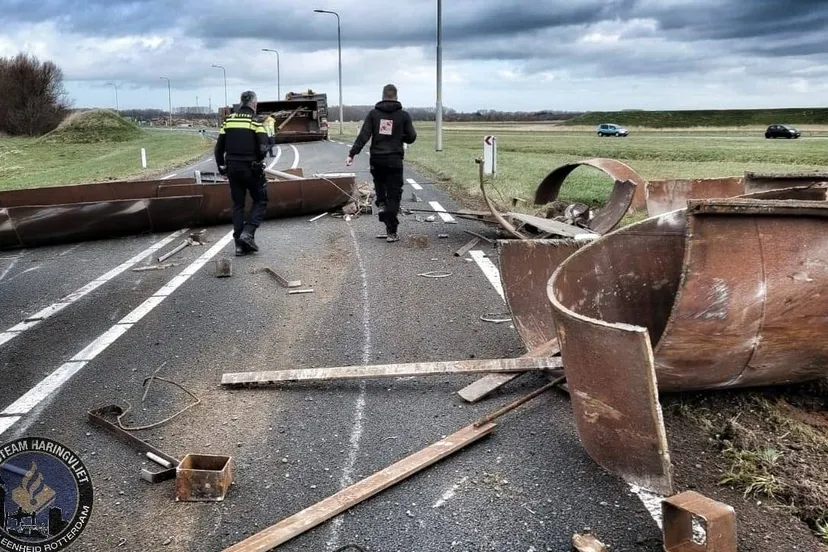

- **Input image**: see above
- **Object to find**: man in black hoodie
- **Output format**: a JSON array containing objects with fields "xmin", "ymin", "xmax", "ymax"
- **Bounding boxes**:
[{"xmin": 346, "ymin": 84, "xmax": 417, "ymax": 242}]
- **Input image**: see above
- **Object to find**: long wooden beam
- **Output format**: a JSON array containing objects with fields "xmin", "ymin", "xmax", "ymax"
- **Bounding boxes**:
[
  {"xmin": 221, "ymin": 357, "xmax": 562, "ymax": 387},
  {"xmin": 222, "ymin": 421, "xmax": 496, "ymax": 551}
]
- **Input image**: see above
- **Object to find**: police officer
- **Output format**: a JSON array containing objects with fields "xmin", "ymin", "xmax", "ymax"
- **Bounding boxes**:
[
  {"xmin": 214, "ymin": 91, "xmax": 270, "ymax": 256},
  {"xmin": 346, "ymin": 84, "xmax": 417, "ymax": 242}
]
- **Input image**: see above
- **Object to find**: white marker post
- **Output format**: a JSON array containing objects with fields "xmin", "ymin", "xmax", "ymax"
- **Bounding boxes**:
[
  {"xmin": 483, "ymin": 135, "xmax": 497, "ymax": 177},
  {"xmin": 140, "ymin": 148, "xmax": 147, "ymax": 169}
]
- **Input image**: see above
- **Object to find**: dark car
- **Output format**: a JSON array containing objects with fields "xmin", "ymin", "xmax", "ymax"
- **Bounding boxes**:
[{"xmin": 765, "ymin": 124, "xmax": 801, "ymax": 139}]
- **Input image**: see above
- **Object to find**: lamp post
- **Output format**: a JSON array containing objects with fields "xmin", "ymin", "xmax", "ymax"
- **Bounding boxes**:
[
  {"xmin": 313, "ymin": 9, "xmax": 343, "ymax": 135},
  {"xmin": 105, "ymin": 82, "xmax": 119, "ymax": 112},
  {"xmin": 436, "ymin": 0, "xmax": 443, "ymax": 152},
  {"xmin": 212, "ymin": 64, "xmax": 228, "ymax": 109},
  {"xmin": 159, "ymin": 76, "xmax": 172, "ymax": 127},
  {"xmin": 261, "ymin": 49, "xmax": 281, "ymax": 99}
]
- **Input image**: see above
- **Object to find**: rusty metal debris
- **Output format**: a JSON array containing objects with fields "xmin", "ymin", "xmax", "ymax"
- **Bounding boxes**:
[
  {"xmin": 88, "ymin": 405, "xmax": 180, "ymax": 483},
  {"xmin": 663, "ymin": 491, "xmax": 736, "ymax": 552},
  {"xmin": 215, "ymin": 258, "xmax": 233, "ymax": 278},
  {"xmin": 477, "ymin": 157, "xmax": 639, "ymax": 241},
  {"xmin": 0, "ymin": 172, "xmax": 355, "ymax": 250},
  {"xmin": 572, "ymin": 533, "xmax": 609, "ymax": 552},
  {"xmin": 547, "ymin": 188, "xmax": 828, "ymax": 494},
  {"xmin": 175, "ymin": 453, "xmax": 234, "ymax": 502}
]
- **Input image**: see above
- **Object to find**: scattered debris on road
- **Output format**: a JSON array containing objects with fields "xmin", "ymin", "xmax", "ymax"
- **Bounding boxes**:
[
  {"xmin": 662, "ymin": 491, "xmax": 736, "ymax": 552},
  {"xmin": 215, "ymin": 258, "xmax": 233, "ymax": 278},
  {"xmin": 132, "ymin": 262, "xmax": 178, "ymax": 272},
  {"xmin": 480, "ymin": 313, "xmax": 512, "ymax": 324},
  {"xmin": 262, "ymin": 266, "xmax": 301, "ymax": 288},
  {"xmin": 309, "ymin": 212, "xmax": 328, "ymax": 222},
  {"xmin": 175, "ymin": 453, "xmax": 234, "ymax": 502},
  {"xmin": 417, "ymin": 270, "xmax": 452, "ymax": 278},
  {"xmin": 454, "ymin": 236, "xmax": 480, "ymax": 257},
  {"xmin": 288, "ymin": 288, "xmax": 314, "ymax": 295},
  {"xmin": 220, "ymin": 357, "xmax": 563, "ymax": 387},
  {"xmin": 157, "ymin": 238, "xmax": 196, "ymax": 263},
  {"xmin": 572, "ymin": 533, "xmax": 609, "ymax": 552}
]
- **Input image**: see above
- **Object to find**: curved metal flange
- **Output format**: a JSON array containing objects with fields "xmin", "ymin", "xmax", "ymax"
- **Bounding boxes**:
[{"xmin": 534, "ymin": 158, "xmax": 645, "ymax": 232}]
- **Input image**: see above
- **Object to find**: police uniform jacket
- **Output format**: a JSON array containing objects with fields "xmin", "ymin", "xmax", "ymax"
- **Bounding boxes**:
[{"xmin": 214, "ymin": 105, "xmax": 270, "ymax": 166}]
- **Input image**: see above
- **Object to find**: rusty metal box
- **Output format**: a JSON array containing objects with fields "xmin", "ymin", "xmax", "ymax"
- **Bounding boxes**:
[
  {"xmin": 662, "ymin": 490, "xmax": 736, "ymax": 552},
  {"xmin": 175, "ymin": 453, "xmax": 234, "ymax": 502}
]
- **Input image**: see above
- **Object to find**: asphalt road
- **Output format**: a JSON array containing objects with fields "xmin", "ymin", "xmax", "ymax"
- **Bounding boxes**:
[{"xmin": 0, "ymin": 139, "xmax": 664, "ymax": 551}]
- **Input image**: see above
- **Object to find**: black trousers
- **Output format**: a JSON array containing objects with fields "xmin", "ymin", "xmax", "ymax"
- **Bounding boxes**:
[
  {"xmin": 227, "ymin": 162, "xmax": 268, "ymax": 239},
  {"xmin": 370, "ymin": 164, "xmax": 404, "ymax": 233}
]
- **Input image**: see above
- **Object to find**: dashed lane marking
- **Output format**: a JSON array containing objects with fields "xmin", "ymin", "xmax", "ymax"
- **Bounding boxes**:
[
  {"xmin": 0, "ymin": 229, "xmax": 188, "ymax": 349},
  {"xmin": 428, "ymin": 201, "xmax": 456, "ymax": 223},
  {"xmin": 0, "ymin": 230, "xmax": 235, "ymax": 433},
  {"xmin": 406, "ymin": 178, "xmax": 423, "ymax": 190}
]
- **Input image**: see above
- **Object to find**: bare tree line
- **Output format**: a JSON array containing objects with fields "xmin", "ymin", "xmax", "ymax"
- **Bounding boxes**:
[{"xmin": 0, "ymin": 53, "xmax": 72, "ymax": 136}]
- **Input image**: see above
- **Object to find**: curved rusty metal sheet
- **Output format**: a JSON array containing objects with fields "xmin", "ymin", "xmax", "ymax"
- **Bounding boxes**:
[
  {"xmin": 646, "ymin": 177, "xmax": 745, "ymax": 217},
  {"xmin": 498, "ymin": 238, "xmax": 586, "ymax": 352},
  {"xmin": 548, "ymin": 188, "xmax": 828, "ymax": 493},
  {"xmin": 0, "ymin": 175, "xmax": 355, "ymax": 250},
  {"xmin": 744, "ymin": 171, "xmax": 828, "ymax": 194},
  {"xmin": 531, "ymin": 159, "xmax": 642, "ymax": 234}
]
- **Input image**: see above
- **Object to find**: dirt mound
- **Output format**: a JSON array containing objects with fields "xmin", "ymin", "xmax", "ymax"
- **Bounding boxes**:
[{"xmin": 40, "ymin": 109, "xmax": 142, "ymax": 144}]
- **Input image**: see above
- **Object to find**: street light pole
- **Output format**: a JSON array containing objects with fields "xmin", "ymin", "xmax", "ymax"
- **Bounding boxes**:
[
  {"xmin": 261, "ymin": 49, "xmax": 281, "ymax": 98},
  {"xmin": 106, "ymin": 82, "xmax": 119, "ymax": 112},
  {"xmin": 314, "ymin": 9, "xmax": 343, "ymax": 135},
  {"xmin": 212, "ymin": 64, "xmax": 228, "ymax": 109},
  {"xmin": 436, "ymin": 0, "xmax": 443, "ymax": 152},
  {"xmin": 159, "ymin": 76, "xmax": 172, "ymax": 127}
]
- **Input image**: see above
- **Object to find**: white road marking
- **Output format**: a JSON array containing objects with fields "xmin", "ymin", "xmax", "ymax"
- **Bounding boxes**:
[
  {"xmin": 432, "ymin": 476, "xmax": 468, "ymax": 508},
  {"xmin": 428, "ymin": 201, "xmax": 456, "ymax": 223},
  {"xmin": 58, "ymin": 243, "xmax": 83, "ymax": 257},
  {"xmin": 266, "ymin": 146, "xmax": 283, "ymax": 169},
  {"xmin": 0, "ymin": 254, "xmax": 20, "ymax": 282},
  {"xmin": 161, "ymin": 173, "xmax": 177, "ymax": 180},
  {"xmin": 0, "ymin": 230, "xmax": 234, "ymax": 428},
  {"xmin": 327, "ymin": 223, "xmax": 372, "ymax": 549},
  {"xmin": 407, "ymin": 178, "xmax": 423, "ymax": 190},
  {"xmin": 468, "ymin": 248, "xmax": 665, "ymax": 526},
  {"xmin": 0, "ymin": 230, "xmax": 187, "ymax": 349},
  {"xmin": 0, "ymin": 417, "xmax": 21, "ymax": 435},
  {"xmin": 469, "ymin": 251, "xmax": 505, "ymax": 301},
  {"xmin": 290, "ymin": 144, "xmax": 300, "ymax": 169}
]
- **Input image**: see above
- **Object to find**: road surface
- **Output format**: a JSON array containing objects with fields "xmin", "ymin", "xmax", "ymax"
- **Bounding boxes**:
[{"xmin": 0, "ymin": 139, "xmax": 664, "ymax": 551}]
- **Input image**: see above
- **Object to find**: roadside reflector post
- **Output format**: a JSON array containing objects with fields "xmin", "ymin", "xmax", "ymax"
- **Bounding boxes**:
[
  {"xmin": 141, "ymin": 147, "xmax": 147, "ymax": 169},
  {"xmin": 483, "ymin": 135, "xmax": 497, "ymax": 177}
]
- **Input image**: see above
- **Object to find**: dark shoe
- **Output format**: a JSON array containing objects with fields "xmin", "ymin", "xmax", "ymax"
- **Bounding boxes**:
[
  {"xmin": 386, "ymin": 233, "xmax": 399, "ymax": 243},
  {"xmin": 235, "ymin": 244, "xmax": 248, "ymax": 256},
  {"xmin": 239, "ymin": 232, "xmax": 259, "ymax": 252}
]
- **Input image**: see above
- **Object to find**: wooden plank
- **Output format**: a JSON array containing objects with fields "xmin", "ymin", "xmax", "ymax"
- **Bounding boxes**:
[
  {"xmin": 458, "ymin": 373, "xmax": 523, "ymax": 403},
  {"xmin": 222, "ymin": 421, "xmax": 497, "ymax": 552},
  {"xmin": 221, "ymin": 357, "xmax": 563, "ymax": 386},
  {"xmin": 506, "ymin": 212, "xmax": 596, "ymax": 238},
  {"xmin": 453, "ymin": 237, "xmax": 480, "ymax": 257},
  {"xmin": 457, "ymin": 340, "xmax": 563, "ymax": 403}
]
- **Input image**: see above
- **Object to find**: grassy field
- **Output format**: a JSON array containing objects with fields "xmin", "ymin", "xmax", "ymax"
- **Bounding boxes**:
[
  {"xmin": 564, "ymin": 107, "xmax": 828, "ymax": 128},
  {"xmin": 340, "ymin": 122, "xmax": 828, "ymax": 211},
  {"xmin": 0, "ymin": 110, "xmax": 213, "ymax": 191}
]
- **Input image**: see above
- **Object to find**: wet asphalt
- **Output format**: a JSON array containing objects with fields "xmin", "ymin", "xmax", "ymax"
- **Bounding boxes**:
[{"xmin": 0, "ymin": 138, "xmax": 663, "ymax": 551}]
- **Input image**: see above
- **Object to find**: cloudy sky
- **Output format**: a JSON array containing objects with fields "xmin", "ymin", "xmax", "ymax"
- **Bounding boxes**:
[{"xmin": 3, "ymin": 0, "xmax": 828, "ymax": 113}]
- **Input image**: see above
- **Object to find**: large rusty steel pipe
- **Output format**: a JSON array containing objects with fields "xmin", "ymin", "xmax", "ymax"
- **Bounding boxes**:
[
  {"xmin": 0, "ymin": 174, "xmax": 356, "ymax": 250},
  {"xmin": 546, "ymin": 187, "xmax": 828, "ymax": 494}
]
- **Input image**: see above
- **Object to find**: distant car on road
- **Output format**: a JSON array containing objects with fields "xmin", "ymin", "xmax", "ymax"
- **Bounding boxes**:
[
  {"xmin": 597, "ymin": 123, "xmax": 629, "ymax": 137},
  {"xmin": 765, "ymin": 124, "xmax": 801, "ymax": 139}
]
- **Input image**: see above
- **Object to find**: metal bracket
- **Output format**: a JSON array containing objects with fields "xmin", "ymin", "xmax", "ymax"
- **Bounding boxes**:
[{"xmin": 87, "ymin": 404, "xmax": 181, "ymax": 483}]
